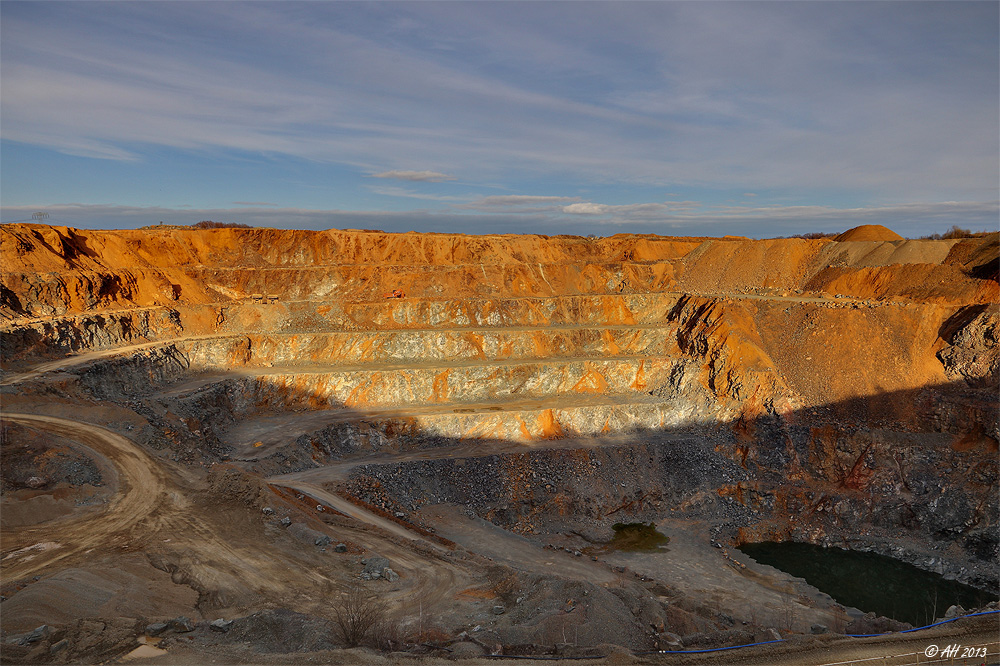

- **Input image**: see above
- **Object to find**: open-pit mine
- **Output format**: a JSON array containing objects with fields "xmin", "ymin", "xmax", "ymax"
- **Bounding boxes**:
[{"xmin": 1, "ymin": 222, "xmax": 997, "ymax": 664}]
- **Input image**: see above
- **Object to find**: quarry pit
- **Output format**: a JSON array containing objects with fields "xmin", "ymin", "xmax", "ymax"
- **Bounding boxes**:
[{"xmin": 1, "ymin": 222, "xmax": 997, "ymax": 664}]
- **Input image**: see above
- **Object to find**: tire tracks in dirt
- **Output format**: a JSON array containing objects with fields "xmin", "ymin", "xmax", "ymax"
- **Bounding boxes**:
[
  {"xmin": 278, "ymin": 481, "xmax": 464, "ymax": 615},
  {"xmin": 0, "ymin": 413, "xmax": 170, "ymax": 581},
  {"xmin": 0, "ymin": 412, "xmax": 467, "ymax": 618}
]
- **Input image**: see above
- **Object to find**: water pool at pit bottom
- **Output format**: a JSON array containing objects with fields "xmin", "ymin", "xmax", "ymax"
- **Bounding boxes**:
[{"xmin": 737, "ymin": 541, "xmax": 997, "ymax": 628}]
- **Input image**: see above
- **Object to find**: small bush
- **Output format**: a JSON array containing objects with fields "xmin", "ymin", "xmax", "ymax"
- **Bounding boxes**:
[
  {"xmin": 786, "ymin": 232, "xmax": 838, "ymax": 239},
  {"xmin": 331, "ymin": 584, "xmax": 388, "ymax": 647},
  {"xmin": 365, "ymin": 613, "xmax": 404, "ymax": 651},
  {"xmin": 921, "ymin": 225, "xmax": 989, "ymax": 240}
]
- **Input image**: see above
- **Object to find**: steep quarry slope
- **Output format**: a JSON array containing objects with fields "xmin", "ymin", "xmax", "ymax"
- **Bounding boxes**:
[
  {"xmin": 2, "ymin": 224, "xmax": 996, "ymax": 424},
  {"xmin": 1, "ymin": 223, "xmax": 998, "ymax": 659}
]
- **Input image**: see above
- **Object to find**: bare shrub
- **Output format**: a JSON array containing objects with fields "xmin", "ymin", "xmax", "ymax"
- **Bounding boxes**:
[
  {"xmin": 331, "ymin": 584, "xmax": 388, "ymax": 647},
  {"xmin": 778, "ymin": 595, "xmax": 795, "ymax": 633},
  {"xmin": 786, "ymin": 232, "xmax": 838, "ymax": 239},
  {"xmin": 830, "ymin": 607, "xmax": 849, "ymax": 634},
  {"xmin": 364, "ymin": 612, "xmax": 404, "ymax": 651},
  {"xmin": 921, "ymin": 225, "xmax": 989, "ymax": 240}
]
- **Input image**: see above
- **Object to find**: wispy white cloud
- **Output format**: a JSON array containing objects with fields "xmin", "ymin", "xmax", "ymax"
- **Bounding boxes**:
[
  {"xmin": 2, "ymin": 4, "xmax": 994, "ymax": 194},
  {"xmin": 463, "ymin": 195, "xmax": 581, "ymax": 209},
  {"xmin": 233, "ymin": 201, "xmax": 278, "ymax": 207},
  {"xmin": 695, "ymin": 200, "xmax": 1000, "ymax": 223},
  {"xmin": 563, "ymin": 201, "xmax": 700, "ymax": 217},
  {"xmin": 563, "ymin": 203, "xmax": 609, "ymax": 215},
  {"xmin": 370, "ymin": 170, "xmax": 455, "ymax": 182},
  {"xmin": 6, "ymin": 200, "xmax": 994, "ymax": 239},
  {"xmin": 366, "ymin": 185, "xmax": 465, "ymax": 201}
]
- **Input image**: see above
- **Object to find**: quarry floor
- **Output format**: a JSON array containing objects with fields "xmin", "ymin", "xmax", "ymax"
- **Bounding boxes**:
[
  {"xmin": 102, "ymin": 617, "xmax": 1000, "ymax": 666},
  {"xmin": 3, "ymin": 387, "xmax": 995, "ymax": 665}
]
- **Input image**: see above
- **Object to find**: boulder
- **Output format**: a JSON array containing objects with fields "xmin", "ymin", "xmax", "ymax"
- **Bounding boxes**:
[
  {"xmin": 222, "ymin": 609, "xmax": 338, "ymax": 653},
  {"xmin": 19, "ymin": 625, "xmax": 51, "ymax": 645},
  {"xmin": 361, "ymin": 556, "xmax": 391, "ymax": 579},
  {"xmin": 169, "ymin": 616, "xmax": 195, "ymax": 633},
  {"xmin": 145, "ymin": 622, "xmax": 169, "ymax": 637},
  {"xmin": 845, "ymin": 613, "xmax": 911, "ymax": 635},
  {"xmin": 944, "ymin": 604, "xmax": 965, "ymax": 619},
  {"xmin": 210, "ymin": 619, "xmax": 233, "ymax": 633}
]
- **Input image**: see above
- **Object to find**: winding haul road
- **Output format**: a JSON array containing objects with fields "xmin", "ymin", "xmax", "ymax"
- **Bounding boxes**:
[
  {"xmin": 0, "ymin": 410, "xmax": 467, "ymax": 618},
  {"xmin": 0, "ymin": 413, "xmax": 170, "ymax": 581}
]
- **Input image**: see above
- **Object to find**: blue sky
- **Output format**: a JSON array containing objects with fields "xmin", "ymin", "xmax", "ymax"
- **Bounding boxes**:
[{"xmin": 1, "ymin": 1, "xmax": 997, "ymax": 237}]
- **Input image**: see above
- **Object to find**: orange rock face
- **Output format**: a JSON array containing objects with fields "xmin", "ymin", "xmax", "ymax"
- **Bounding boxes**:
[{"xmin": 1, "ymin": 223, "xmax": 997, "ymax": 437}]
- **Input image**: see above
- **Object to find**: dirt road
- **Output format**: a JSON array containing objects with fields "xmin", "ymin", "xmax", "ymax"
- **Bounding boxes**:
[
  {"xmin": 281, "ymin": 481, "xmax": 443, "ymax": 548},
  {"xmin": 1, "ymin": 412, "xmax": 469, "ymax": 620},
  {"xmin": 0, "ymin": 413, "xmax": 171, "ymax": 581},
  {"xmin": 651, "ymin": 616, "xmax": 1000, "ymax": 665},
  {"xmin": 0, "ymin": 335, "xmax": 225, "ymax": 387}
]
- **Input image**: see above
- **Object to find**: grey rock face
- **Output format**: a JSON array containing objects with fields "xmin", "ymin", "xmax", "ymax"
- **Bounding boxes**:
[{"xmin": 938, "ymin": 310, "xmax": 998, "ymax": 389}]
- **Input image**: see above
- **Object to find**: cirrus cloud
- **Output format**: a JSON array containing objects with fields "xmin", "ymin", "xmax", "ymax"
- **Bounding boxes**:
[
  {"xmin": 369, "ymin": 170, "xmax": 456, "ymax": 182},
  {"xmin": 3, "ymin": 199, "xmax": 996, "ymax": 239}
]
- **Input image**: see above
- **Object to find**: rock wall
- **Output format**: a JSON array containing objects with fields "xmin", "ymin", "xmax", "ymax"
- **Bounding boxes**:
[
  {"xmin": 3, "ymin": 225, "xmax": 996, "ymax": 318},
  {"xmin": 345, "ymin": 421, "xmax": 998, "ymax": 592}
]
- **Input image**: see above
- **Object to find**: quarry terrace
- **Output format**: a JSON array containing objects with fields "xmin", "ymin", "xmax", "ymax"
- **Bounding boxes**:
[{"xmin": 1, "ymin": 222, "xmax": 997, "ymax": 664}]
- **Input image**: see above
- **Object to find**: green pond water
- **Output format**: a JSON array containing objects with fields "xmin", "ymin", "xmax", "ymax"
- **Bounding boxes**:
[
  {"xmin": 738, "ymin": 541, "xmax": 997, "ymax": 627},
  {"xmin": 607, "ymin": 522, "xmax": 670, "ymax": 552}
]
